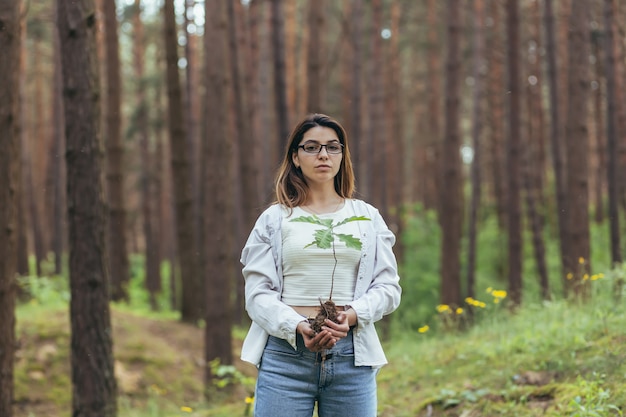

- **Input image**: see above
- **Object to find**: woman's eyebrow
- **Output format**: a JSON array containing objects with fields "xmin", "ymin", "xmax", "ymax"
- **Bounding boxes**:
[{"xmin": 304, "ymin": 138, "xmax": 340, "ymax": 143}]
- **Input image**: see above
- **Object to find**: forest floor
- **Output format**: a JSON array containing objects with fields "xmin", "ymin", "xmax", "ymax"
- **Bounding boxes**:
[
  {"xmin": 13, "ymin": 287, "xmax": 626, "ymax": 417},
  {"xmin": 13, "ymin": 306, "xmax": 258, "ymax": 417}
]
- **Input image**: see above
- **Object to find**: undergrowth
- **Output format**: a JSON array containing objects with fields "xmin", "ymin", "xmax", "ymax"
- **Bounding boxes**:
[{"xmin": 13, "ymin": 208, "xmax": 626, "ymax": 416}]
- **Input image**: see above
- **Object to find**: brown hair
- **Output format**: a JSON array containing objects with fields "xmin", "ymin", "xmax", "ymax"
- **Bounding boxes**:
[{"xmin": 274, "ymin": 113, "xmax": 355, "ymax": 208}]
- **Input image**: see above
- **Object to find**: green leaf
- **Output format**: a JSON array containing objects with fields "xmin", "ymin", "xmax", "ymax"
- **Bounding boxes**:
[
  {"xmin": 336, "ymin": 233, "xmax": 363, "ymax": 250},
  {"xmin": 313, "ymin": 228, "xmax": 334, "ymax": 249},
  {"xmin": 334, "ymin": 216, "xmax": 371, "ymax": 227},
  {"xmin": 289, "ymin": 215, "xmax": 327, "ymax": 226}
]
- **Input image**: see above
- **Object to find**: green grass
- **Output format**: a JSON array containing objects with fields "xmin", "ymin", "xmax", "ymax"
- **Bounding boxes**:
[
  {"xmin": 13, "ymin": 208, "xmax": 626, "ymax": 416},
  {"xmin": 14, "ymin": 265, "xmax": 626, "ymax": 416},
  {"xmin": 379, "ymin": 274, "xmax": 626, "ymax": 416}
]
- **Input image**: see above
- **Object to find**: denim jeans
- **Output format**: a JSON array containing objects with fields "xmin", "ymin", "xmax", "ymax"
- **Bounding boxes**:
[{"xmin": 254, "ymin": 330, "xmax": 378, "ymax": 417}]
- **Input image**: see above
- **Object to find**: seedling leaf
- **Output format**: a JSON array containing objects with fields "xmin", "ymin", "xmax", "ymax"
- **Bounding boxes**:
[
  {"xmin": 313, "ymin": 228, "xmax": 334, "ymax": 249},
  {"xmin": 336, "ymin": 233, "xmax": 363, "ymax": 250},
  {"xmin": 335, "ymin": 215, "xmax": 371, "ymax": 227}
]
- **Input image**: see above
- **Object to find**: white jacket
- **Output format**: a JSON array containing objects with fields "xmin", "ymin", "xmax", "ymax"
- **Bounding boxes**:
[{"xmin": 240, "ymin": 199, "xmax": 402, "ymax": 368}]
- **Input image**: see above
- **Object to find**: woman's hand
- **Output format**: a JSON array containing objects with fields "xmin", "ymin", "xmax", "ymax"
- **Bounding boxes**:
[
  {"xmin": 297, "ymin": 321, "xmax": 337, "ymax": 352},
  {"xmin": 321, "ymin": 309, "xmax": 355, "ymax": 340}
]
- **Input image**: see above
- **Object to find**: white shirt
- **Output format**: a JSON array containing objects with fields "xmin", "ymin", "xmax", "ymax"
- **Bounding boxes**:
[
  {"xmin": 240, "ymin": 199, "xmax": 402, "ymax": 368},
  {"xmin": 281, "ymin": 204, "xmax": 361, "ymax": 306}
]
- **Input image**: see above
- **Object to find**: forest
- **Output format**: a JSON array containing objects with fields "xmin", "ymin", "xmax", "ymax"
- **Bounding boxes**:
[{"xmin": 1, "ymin": 0, "xmax": 626, "ymax": 416}]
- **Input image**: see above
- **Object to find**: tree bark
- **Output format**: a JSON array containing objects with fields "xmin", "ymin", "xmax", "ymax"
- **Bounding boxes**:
[
  {"xmin": 506, "ymin": 0, "xmax": 523, "ymax": 306},
  {"xmin": 183, "ymin": 0, "xmax": 202, "ymax": 285},
  {"xmin": 103, "ymin": 0, "xmax": 130, "ymax": 302},
  {"xmin": 524, "ymin": 0, "xmax": 550, "ymax": 300},
  {"xmin": 467, "ymin": 0, "xmax": 485, "ymax": 302},
  {"xmin": 591, "ymin": 37, "xmax": 606, "ymax": 224},
  {"xmin": 439, "ymin": 0, "xmax": 463, "ymax": 308},
  {"xmin": 545, "ymin": 0, "xmax": 570, "ymax": 287},
  {"xmin": 349, "ymin": 0, "xmax": 364, "ymax": 191},
  {"xmin": 424, "ymin": 0, "xmax": 442, "ymax": 212},
  {"xmin": 603, "ymin": 0, "xmax": 622, "ymax": 265},
  {"xmin": 203, "ymin": 0, "xmax": 234, "ymax": 389},
  {"xmin": 306, "ymin": 0, "xmax": 324, "ymax": 113},
  {"xmin": 367, "ymin": 0, "xmax": 385, "ymax": 208},
  {"xmin": 227, "ymin": 0, "xmax": 259, "ymax": 324},
  {"xmin": 270, "ymin": 0, "xmax": 290, "ymax": 149},
  {"xmin": 564, "ymin": 0, "xmax": 591, "ymax": 296},
  {"xmin": 163, "ymin": 0, "xmax": 203, "ymax": 323},
  {"xmin": 57, "ymin": 0, "xmax": 118, "ymax": 414},
  {"xmin": 16, "ymin": 9, "xmax": 29, "ymax": 277},
  {"xmin": 486, "ymin": 0, "xmax": 507, "ymax": 231},
  {"xmin": 51, "ymin": 19, "xmax": 66, "ymax": 276},
  {"xmin": 133, "ymin": 0, "xmax": 161, "ymax": 309},
  {"xmin": 0, "ymin": 1, "xmax": 21, "ymax": 415}
]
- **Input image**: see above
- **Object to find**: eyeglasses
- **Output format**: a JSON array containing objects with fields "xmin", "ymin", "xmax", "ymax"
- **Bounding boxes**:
[{"xmin": 297, "ymin": 141, "xmax": 344, "ymax": 154}]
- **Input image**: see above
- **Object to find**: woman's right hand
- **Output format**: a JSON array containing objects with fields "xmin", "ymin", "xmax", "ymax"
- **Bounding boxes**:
[{"xmin": 297, "ymin": 321, "xmax": 336, "ymax": 352}]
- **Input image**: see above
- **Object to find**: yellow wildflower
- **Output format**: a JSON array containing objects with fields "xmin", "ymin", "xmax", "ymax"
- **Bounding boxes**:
[
  {"xmin": 456, "ymin": 308, "xmax": 463, "ymax": 315},
  {"xmin": 245, "ymin": 396, "xmax": 254, "ymax": 404},
  {"xmin": 181, "ymin": 406, "xmax": 193, "ymax": 413},
  {"xmin": 478, "ymin": 301, "xmax": 486, "ymax": 308},
  {"xmin": 436, "ymin": 304, "xmax": 450, "ymax": 313},
  {"xmin": 492, "ymin": 290, "xmax": 507, "ymax": 299},
  {"xmin": 486, "ymin": 287, "xmax": 493, "ymax": 294},
  {"xmin": 583, "ymin": 274, "xmax": 589, "ymax": 281},
  {"xmin": 494, "ymin": 298, "xmax": 501, "ymax": 304},
  {"xmin": 418, "ymin": 325, "xmax": 429, "ymax": 333},
  {"xmin": 579, "ymin": 257, "xmax": 585, "ymax": 264},
  {"xmin": 566, "ymin": 272, "xmax": 573, "ymax": 280}
]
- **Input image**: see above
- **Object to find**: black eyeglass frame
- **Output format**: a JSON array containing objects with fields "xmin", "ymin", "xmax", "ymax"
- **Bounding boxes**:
[{"xmin": 296, "ymin": 142, "xmax": 344, "ymax": 154}]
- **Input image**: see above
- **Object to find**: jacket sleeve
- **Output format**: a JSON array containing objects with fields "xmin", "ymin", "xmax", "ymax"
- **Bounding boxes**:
[
  {"xmin": 240, "ymin": 207, "xmax": 305, "ymax": 349},
  {"xmin": 349, "ymin": 207, "xmax": 402, "ymax": 328}
]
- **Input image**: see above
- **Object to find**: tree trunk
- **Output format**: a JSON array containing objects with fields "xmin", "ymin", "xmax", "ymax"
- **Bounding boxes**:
[
  {"xmin": 439, "ymin": 0, "xmax": 463, "ymax": 308},
  {"xmin": 103, "ymin": 0, "xmax": 130, "ymax": 302},
  {"xmin": 163, "ymin": 0, "xmax": 203, "ymax": 323},
  {"xmin": 506, "ymin": 0, "xmax": 523, "ymax": 307},
  {"xmin": 367, "ymin": 0, "xmax": 385, "ymax": 209},
  {"xmin": 349, "ymin": 0, "xmax": 364, "ymax": 191},
  {"xmin": 133, "ymin": 0, "xmax": 161, "ymax": 309},
  {"xmin": 524, "ymin": 0, "xmax": 550, "ymax": 300},
  {"xmin": 57, "ymin": 0, "xmax": 118, "ymax": 415},
  {"xmin": 227, "ymin": 0, "xmax": 259, "ymax": 324},
  {"xmin": 486, "ymin": 0, "xmax": 507, "ymax": 231},
  {"xmin": 30, "ymin": 37, "xmax": 50, "ymax": 274},
  {"xmin": 564, "ymin": 0, "xmax": 591, "ymax": 296},
  {"xmin": 51, "ymin": 20, "xmax": 66, "ymax": 276},
  {"xmin": 425, "ymin": 0, "xmax": 442, "ymax": 212},
  {"xmin": 385, "ymin": 0, "xmax": 403, "ymax": 237},
  {"xmin": 16, "ymin": 11, "xmax": 29, "ymax": 277},
  {"xmin": 467, "ymin": 0, "xmax": 485, "ymax": 302},
  {"xmin": 524, "ymin": 90, "xmax": 550, "ymax": 301},
  {"xmin": 183, "ymin": 0, "xmax": 202, "ymax": 287},
  {"xmin": 306, "ymin": 0, "xmax": 324, "ymax": 113},
  {"xmin": 603, "ymin": 0, "xmax": 622, "ymax": 266},
  {"xmin": 203, "ymin": 0, "xmax": 234, "ymax": 389},
  {"xmin": 270, "ymin": 0, "xmax": 290, "ymax": 150},
  {"xmin": 591, "ymin": 36, "xmax": 606, "ymax": 224},
  {"xmin": 545, "ymin": 0, "xmax": 570, "ymax": 287},
  {"xmin": 0, "ymin": 2, "xmax": 21, "ymax": 415}
]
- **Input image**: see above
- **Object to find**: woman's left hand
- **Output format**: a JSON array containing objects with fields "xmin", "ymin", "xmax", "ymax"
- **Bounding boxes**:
[{"xmin": 321, "ymin": 310, "xmax": 353, "ymax": 340}]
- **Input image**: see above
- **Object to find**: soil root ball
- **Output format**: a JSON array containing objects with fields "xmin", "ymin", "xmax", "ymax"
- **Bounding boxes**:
[{"xmin": 308, "ymin": 299, "xmax": 339, "ymax": 334}]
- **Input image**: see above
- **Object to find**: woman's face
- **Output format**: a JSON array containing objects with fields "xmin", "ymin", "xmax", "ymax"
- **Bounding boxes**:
[{"xmin": 292, "ymin": 126, "xmax": 343, "ymax": 187}]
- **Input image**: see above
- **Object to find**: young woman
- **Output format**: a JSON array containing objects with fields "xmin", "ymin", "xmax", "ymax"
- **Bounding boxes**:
[{"xmin": 240, "ymin": 113, "xmax": 401, "ymax": 417}]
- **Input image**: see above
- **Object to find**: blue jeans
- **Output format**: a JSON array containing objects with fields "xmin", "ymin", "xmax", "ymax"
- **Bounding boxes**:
[{"xmin": 254, "ymin": 330, "xmax": 378, "ymax": 417}]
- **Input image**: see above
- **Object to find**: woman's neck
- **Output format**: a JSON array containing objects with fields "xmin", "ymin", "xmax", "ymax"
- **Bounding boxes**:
[{"xmin": 302, "ymin": 190, "xmax": 344, "ymax": 214}]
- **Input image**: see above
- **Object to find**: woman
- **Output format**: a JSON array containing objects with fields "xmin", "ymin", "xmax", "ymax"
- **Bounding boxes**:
[{"xmin": 240, "ymin": 113, "xmax": 401, "ymax": 417}]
